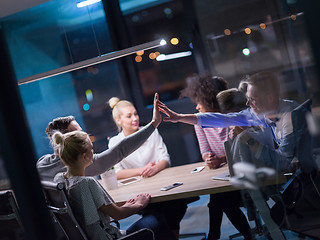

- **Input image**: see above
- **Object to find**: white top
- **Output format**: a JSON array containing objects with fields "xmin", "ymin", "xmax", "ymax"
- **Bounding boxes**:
[{"xmin": 108, "ymin": 128, "xmax": 170, "ymax": 173}]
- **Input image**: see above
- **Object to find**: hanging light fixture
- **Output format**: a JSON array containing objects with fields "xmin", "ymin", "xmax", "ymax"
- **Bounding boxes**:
[
  {"xmin": 18, "ymin": 39, "xmax": 167, "ymax": 85},
  {"xmin": 77, "ymin": 0, "xmax": 101, "ymax": 8}
]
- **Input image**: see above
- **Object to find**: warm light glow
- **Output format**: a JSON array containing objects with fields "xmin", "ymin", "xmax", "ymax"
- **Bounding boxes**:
[
  {"xmin": 149, "ymin": 53, "xmax": 156, "ymax": 59},
  {"xmin": 77, "ymin": 0, "xmax": 101, "ymax": 8},
  {"xmin": 224, "ymin": 29, "xmax": 231, "ymax": 36},
  {"xmin": 260, "ymin": 23, "xmax": 266, "ymax": 29},
  {"xmin": 170, "ymin": 38, "xmax": 179, "ymax": 45},
  {"xmin": 156, "ymin": 51, "xmax": 192, "ymax": 61},
  {"xmin": 244, "ymin": 28, "xmax": 251, "ymax": 34},
  {"xmin": 136, "ymin": 50, "xmax": 144, "ymax": 56},
  {"xmin": 135, "ymin": 55, "xmax": 142, "ymax": 62},
  {"xmin": 155, "ymin": 52, "xmax": 160, "ymax": 57},
  {"xmin": 89, "ymin": 136, "xmax": 96, "ymax": 142},
  {"xmin": 291, "ymin": 14, "xmax": 297, "ymax": 21},
  {"xmin": 160, "ymin": 39, "xmax": 167, "ymax": 45}
]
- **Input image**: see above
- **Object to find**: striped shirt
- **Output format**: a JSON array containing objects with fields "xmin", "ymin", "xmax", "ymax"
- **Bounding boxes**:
[{"xmin": 194, "ymin": 125, "xmax": 229, "ymax": 158}]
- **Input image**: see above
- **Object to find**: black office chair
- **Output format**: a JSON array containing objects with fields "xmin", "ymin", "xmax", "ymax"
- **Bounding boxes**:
[
  {"xmin": 0, "ymin": 190, "xmax": 25, "ymax": 240},
  {"xmin": 41, "ymin": 181, "xmax": 88, "ymax": 240},
  {"xmin": 41, "ymin": 181, "xmax": 155, "ymax": 240},
  {"xmin": 270, "ymin": 98, "xmax": 320, "ymax": 239}
]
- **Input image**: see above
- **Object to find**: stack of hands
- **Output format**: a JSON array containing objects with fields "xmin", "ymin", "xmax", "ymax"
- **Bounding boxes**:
[{"xmin": 139, "ymin": 162, "xmax": 159, "ymax": 178}]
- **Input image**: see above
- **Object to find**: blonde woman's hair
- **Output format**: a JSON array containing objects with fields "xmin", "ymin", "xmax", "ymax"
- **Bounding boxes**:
[
  {"xmin": 108, "ymin": 97, "xmax": 134, "ymax": 131},
  {"xmin": 52, "ymin": 131, "xmax": 90, "ymax": 166}
]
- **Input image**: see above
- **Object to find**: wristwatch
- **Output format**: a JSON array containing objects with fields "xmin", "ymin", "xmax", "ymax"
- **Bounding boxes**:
[{"xmin": 246, "ymin": 138, "xmax": 255, "ymax": 146}]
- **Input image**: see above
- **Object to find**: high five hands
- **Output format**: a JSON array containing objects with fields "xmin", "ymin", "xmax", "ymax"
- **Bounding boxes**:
[{"xmin": 156, "ymin": 96, "xmax": 198, "ymax": 125}]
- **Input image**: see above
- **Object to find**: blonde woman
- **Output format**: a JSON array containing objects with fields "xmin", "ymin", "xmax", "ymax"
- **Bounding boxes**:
[
  {"xmin": 108, "ymin": 97, "xmax": 187, "ymax": 239},
  {"xmin": 52, "ymin": 94, "xmax": 175, "ymax": 240},
  {"xmin": 108, "ymin": 97, "xmax": 170, "ymax": 179}
]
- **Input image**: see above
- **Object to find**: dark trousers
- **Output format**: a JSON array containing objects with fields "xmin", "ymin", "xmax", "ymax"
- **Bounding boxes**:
[
  {"xmin": 142, "ymin": 199, "xmax": 188, "ymax": 231},
  {"xmin": 126, "ymin": 212, "xmax": 176, "ymax": 240},
  {"xmin": 208, "ymin": 191, "xmax": 253, "ymax": 240}
]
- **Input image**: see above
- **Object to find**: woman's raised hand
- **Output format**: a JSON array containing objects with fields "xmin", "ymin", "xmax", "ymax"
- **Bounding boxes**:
[{"xmin": 151, "ymin": 93, "xmax": 162, "ymax": 128}]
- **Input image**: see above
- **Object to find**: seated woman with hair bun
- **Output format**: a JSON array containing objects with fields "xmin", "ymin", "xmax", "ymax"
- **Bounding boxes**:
[{"xmin": 52, "ymin": 94, "xmax": 175, "ymax": 240}]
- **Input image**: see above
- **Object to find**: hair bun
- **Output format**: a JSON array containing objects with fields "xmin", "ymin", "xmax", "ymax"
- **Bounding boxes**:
[
  {"xmin": 108, "ymin": 97, "xmax": 120, "ymax": 109},
  {"xmin": 52, "ymin": 131, "xmax": 64, "ymax": 145}
]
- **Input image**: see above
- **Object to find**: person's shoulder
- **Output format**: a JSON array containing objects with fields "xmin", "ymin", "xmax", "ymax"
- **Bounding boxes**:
[
  {"xmin": 109, "ymin": 132, "xmax": 123, "ymax": 142},
  {"xmin": 77, "ymin": 176, "xmax": 100, "ymax": 186},
  {"xmin": 66, "ymin": 176, "xmax": 98, "ymax": 189},
  {"xmin": 83, "ymin": 177, "xmax": 103, "ymax": 191}
]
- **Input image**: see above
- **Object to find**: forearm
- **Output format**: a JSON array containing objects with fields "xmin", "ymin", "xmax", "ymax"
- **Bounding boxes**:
[
  {"xmin": 176, "ymin": 113, "xmax": 198, "ymax": 125},
  {"xmin": 116, "ymin": 168, "xmax": 142, "ymax": 180},
  {"xmin": 114, "ymin": 205, "xmax": 143, "ymax": 220},
  {"xmin": 100, "ymin": 203, "xmax": 142, "ymax": 221},
  {"xmin": 85, "ymin": 123, "xmax": 155, "ymax": 176},
  {"xmin": 155, "ymin": 160, "xmax": 169, "ymax": 172}
]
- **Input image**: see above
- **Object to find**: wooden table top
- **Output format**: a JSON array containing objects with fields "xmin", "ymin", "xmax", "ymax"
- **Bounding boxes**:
[{"xmin": 99, "ymin": 162, "xmax": 236, "ymax": 205}]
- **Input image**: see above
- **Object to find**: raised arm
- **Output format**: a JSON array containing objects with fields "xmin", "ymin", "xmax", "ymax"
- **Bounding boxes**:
[
  {"xmin": 85, "ymin": 93, "xmax": 161, "ymax": 176},
  {"xmin": 157, "ymin": 98, "xmax": 198, "ymax": 125}
]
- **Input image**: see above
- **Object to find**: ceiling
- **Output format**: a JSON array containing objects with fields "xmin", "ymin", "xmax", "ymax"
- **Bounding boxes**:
[{"xmin": 0, "ymin": 0, "xmax": 49, "ymax": 18}]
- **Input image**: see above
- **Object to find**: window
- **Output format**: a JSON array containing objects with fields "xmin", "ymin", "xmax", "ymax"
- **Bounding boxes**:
[{"xmin": 1, "ymin": 0, "xmax": 124, "ymax": 157}]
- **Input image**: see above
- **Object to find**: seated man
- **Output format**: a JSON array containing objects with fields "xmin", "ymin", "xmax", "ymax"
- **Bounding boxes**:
[
  {"xmin": 157, "ymin": 71, "xmax": 317, "ymax": 173},
  {"xmin": 36, "ymin": 93, "xmax": 162, "ymax": 181}
]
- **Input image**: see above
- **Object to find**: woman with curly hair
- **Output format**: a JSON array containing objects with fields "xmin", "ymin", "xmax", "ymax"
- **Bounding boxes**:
[
  {"xmin": 180, "ymin": 75, "xmax": 229, "ymax": 169},
  {"xmin": 180, "ymin": 75, "xmax": 253, "ymax": 240}
]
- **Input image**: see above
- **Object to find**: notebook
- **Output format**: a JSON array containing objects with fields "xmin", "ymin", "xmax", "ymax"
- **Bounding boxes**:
[{"xmin": 211, "ymin": 140, "xmax": 234, "ymax": 181}]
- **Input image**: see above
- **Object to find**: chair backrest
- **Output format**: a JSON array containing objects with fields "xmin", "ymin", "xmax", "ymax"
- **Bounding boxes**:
[
  {"xmin": 291, "ymin": 98, "xmax": 317, "ymax": 173},
  {"xmin": 0, "ymin": 190, "xmax": 25, "ymax": 239},
  {"xmin": 224, "ymin": 139, "xmax": 235, "ymax": 177},
  {"xmin": 41, "ymin": 181, "xmax": 88, "ymax": 240}
]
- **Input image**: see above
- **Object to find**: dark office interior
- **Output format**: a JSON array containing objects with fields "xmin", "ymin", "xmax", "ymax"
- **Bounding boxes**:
[{"xmin": 1, "ymin": 0, "xmax": 320, "ymax": 239}]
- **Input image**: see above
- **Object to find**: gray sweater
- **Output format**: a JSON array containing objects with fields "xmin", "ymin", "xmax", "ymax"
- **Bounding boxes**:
[{"xmin": 36, "ymin": 123, "xmax": 155, "ymax": 181}]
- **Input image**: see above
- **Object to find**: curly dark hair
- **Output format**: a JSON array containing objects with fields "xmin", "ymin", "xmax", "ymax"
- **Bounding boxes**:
[{"xmin": 180, "ymin": 75, "xmax": 228, "ymax": 111}]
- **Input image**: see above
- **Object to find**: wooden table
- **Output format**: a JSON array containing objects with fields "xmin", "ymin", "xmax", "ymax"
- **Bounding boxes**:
[
  {"xmin": 99, "ymin": 162, "xmax": 288, "ymax": 239},
  {"xmin": 99, "ymin": 162, "xmax": 235, "ymax": 205}
]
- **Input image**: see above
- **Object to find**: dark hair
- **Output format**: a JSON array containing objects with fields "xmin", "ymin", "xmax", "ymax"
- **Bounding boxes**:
[
  {"xmin": 217, "ymin": 88, "xmax": 247, "ymax": 113},
  {"xmin": 45, "ymin": 116, "xmax": 75, "ymax": 139},
  {"xmin": 246, "ymin": 71, "xmax": 280, "ymax": 98},
  {"xmin": 180, "ymin": 75, "xmax": 228, "ymax": 111}
]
